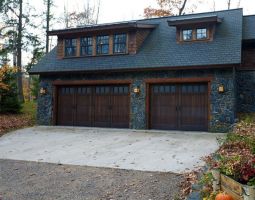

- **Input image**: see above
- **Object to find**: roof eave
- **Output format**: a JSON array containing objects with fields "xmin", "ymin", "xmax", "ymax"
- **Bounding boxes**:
[
  {"xmin": 47, "ymin": 23, "xmax": 158, "ymax": 36},
  {"xmin": 167, "ymin": 16, "xmax": 223, "ymax": 27}
]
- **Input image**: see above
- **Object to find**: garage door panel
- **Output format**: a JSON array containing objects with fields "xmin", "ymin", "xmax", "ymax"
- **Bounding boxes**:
[
  {"xmin": 75, "ymin": 87, "xmax": 92, "ymax": 126},
  {"xmin": 180, "ymin": 84, "xmax": 208, "ymax": 131},
  {"xmin": 150, "ymin": 85, "xmax": 178, "ymax": 130},
  {"xmin": 111, "ymin": 87, "xmax": 130, "ymax": 128},
  {"xmin": 150, "ymin": 83, "xmax": 208, "ymax": 131},
  {"xmin": 94, "ymin": 86, "xmax": 111, "ymax": 127},
  {"xmin": 57, "ymin": 85, "xmax": 130, "ymax": 128},
  {"xmin": 57, "ymin": 87, "xmax": 75, "ymax": 126}
]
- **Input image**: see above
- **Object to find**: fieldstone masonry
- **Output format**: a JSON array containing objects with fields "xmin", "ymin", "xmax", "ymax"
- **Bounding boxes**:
[
  {"xmin": 38, "ymin": 68, "xmax": 238, "ymax": 132},
  {"xmin": 236, "ymin": 70, "xmax": 255, "ymax": 113}
]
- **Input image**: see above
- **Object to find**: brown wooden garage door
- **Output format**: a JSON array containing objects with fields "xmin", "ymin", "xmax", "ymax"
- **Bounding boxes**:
[
  {"xmin": 150, "ymin": 83, "xmax": 208, "ymax": 131},
  {"xmin": 57, "ymin": 85, "xmax": 130, "ymax": 128}
]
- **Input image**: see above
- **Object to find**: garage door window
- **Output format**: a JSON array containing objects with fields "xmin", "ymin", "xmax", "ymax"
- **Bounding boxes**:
[
  {"xmin": 96, "ymin": 86, "xmax": 110, "ymax": 94},
  {"xmin": 61, "ymin": 87, "xmax": 74, "ymax": 94},
  {"xmin": 153, "ymin": 85, "xmax": 176, "ymax": 93},
  {"xmin": 113, "ymin": 86, "xmax": 129, "ymax": 94},
  {"xmin": 77, "ymin": 87, "xmax": 91, "ymax": 94}
]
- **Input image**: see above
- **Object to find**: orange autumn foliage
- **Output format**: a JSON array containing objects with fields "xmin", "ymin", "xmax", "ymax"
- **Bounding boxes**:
[
  {"xmin": 0, "ymin": 65, "xmax": 17, "ymax": 91},
  {"xmin": 144, "ymin": 0, "xmax": 188, "ymax": 18}
]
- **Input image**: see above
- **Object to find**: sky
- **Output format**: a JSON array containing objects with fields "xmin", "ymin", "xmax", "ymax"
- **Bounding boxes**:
[
  {"xmin": 52, "ymin": 0, "xmax": 254, "ymax": 25},
  {"xmin": 31, "ymin": 0, "xmax": 255, "ymax": 28}
]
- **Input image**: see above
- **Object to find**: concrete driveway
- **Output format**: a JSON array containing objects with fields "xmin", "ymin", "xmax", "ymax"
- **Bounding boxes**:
[{"xmin": 0, "ymin": 126, "xmax": 224, "ymax": 173}]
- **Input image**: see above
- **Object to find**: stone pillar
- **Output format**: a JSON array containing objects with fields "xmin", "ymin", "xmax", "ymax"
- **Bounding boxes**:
[
  {"xmin": 37, "ymin": 78, "xmax": 53, "ymax": 125},
  {"xmin": 209, "ymin": 70, "xmax": 236, "ymax": 132},
  {"xmin": 130, "ymin": 79, "xmax": 147, "ymax": 129}
]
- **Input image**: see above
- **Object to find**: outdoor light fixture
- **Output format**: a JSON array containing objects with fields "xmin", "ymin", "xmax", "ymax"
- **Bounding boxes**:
[
  {"xmin": 40, "ymin": 87, "xmax": 47, "ymax": 95},
  {"xmin": 218, "ymin": 85, "xmax": 224, "ymax": 93},
  {"xmin": 133, "ymin": 86, "xmax": 140, "ymax": 94}
]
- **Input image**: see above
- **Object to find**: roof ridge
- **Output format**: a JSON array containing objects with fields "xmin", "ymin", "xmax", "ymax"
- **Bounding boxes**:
[
  {"xmin": 243, "ymin": 14, "xmax": 255, "ymax": 17},
  {"xmin": 135, "ymin": 8, "xmax": 243, "ymax": 22}
]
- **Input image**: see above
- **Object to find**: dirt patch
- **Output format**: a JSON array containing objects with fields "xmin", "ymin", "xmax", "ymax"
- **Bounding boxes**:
[{"xmin": 0, "ymin": 159, "xmax": 184, "ymax": 200}]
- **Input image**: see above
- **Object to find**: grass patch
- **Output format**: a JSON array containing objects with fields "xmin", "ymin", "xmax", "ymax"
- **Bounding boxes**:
[{"xmin": 21, "ymin": 101, "xmax": 37, "ymax": 123}]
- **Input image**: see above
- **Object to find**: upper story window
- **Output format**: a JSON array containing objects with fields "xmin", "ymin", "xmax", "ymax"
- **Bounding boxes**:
[
  {"xmin": 182, "ymin": 29, "xmax": 193, "ymax": 41},
  {"xmin": 80, "ymin": 37, "xmax": 93, "ymax": 56},
  {"xmin": 196, "ymin": 28, "xmax": 207, "ymax": 40},
  {"xmin": 181, "ymin": 27, "xmax": 208, "ymax": 42},
  {"xmin": 96, "ymin": 35, "xmax": 109, "ymax": 55},
  {"xmin": 65, "ymin": 38, "xmax": 77, "ymax": 57},
  {"xmin": 113, "ymin": 34, "xmax": 127, "ymax": 54}
]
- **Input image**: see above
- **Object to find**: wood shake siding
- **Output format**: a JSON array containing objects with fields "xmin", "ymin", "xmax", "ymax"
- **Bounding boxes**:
[
  {"xmin": 136, "ymin": 30, "xmax": 151, "ymax": 51},
  {"xmin": 128, "ymin": 31, "xmax": 137, "ymax": 54},
  {"xmin": 57, "ymin": 38, "xmax": 64, "ymax": 59},
  {"xmin": 128, "ymin": 30, "xmax": 151, "ymax": 54}
]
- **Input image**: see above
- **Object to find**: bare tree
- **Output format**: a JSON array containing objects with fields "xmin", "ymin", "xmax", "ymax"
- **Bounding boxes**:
[
  {"xmin": 179, "ymin": 0, "xmax": 188, "ymax": 15},
  {"xmin": 212, "ymin": 0, "xmax": 216, "ymax": 11},
  {"xmin": 227, "ymin": 0, "xmax": 231, "ymax": 9},
  {"xmin": 17, "ymin": 0, "xmax": 24, "ymax": 102},
  {"xmin": 61, "ymin": 0, "xmax": 101, "ymax": 28},
  {"xmin": 45, "ymin": 0, "xmax": 53, "ymax": 53},
  {"xmin": 237, "ymin": 0, "xmax": 241, "ymax": 8},
  {"xmin": 95, "ymin": 0, "xmax": 100, "ymax": 24}
]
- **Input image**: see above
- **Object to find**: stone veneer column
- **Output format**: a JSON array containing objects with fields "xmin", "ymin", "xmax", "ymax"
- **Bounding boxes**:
[
  {"xmin": 37, "ymin": 78, "xmax": 53, "ymax": 125},
  {"xmin": 130, "ymin": 79, "xmax": 147, "ymax": 129},
  {"xmin": 209, "ymin": 70, "xmax": 236, "ymax": 132}
]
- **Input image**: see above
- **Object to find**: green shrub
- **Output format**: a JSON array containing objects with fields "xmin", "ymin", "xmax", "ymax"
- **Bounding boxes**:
[{"xmin": 0, "ymin": 65, "xmax": 22, "ymax": 113}]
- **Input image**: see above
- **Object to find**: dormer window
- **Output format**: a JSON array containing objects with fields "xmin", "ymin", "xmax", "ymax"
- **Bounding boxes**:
[
  {"xmin": 196, "ymin": 28, "xmax": 207, "ymax": 40},
  {"xmin": 167, "ymin": 15, "xmax": 222, "ymax": 43},
  {"xmin": 180, "ymin": 28, "xmax": 209, "ymax": 42},
  {"xmin": 96, "ymin": 35, "xmax": 109, "ymax": 55},
  {"xmin": 81, "ymin": 37, "xmax": 93, "ymax": 56},
  {"xmin": 113, "ymin": 34, "xmax": 127, "ymax": 54},
  {"xmin": 182, "ymin": 29, "xmax": 193, "ymax": 41},
  {"xmin": 65, "ymin": 39, "xmax": 77, "ymax": 57}
]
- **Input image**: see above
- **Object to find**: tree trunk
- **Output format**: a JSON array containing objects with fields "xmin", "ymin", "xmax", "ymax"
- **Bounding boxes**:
[
  {"xmin": 228, "ymin": 0, "xmax": 231, "ymax": 9},
  {"xmin": 17, "ymin": 0, "xmax": 24, "ymax": 102},
  {"xmin": 179, "ymin": 0, "xmax": 188, "ymax": 15},
  {"xmin": 46, "ymin": 0, "xmax": 50, "ymax": 53},
  {"xmin": 95, "ymin": 0, "xmax": 101, "ymax": 24}
]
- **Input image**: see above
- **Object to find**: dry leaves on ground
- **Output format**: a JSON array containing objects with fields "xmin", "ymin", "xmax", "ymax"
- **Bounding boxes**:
[
  {"xmin": 179, "ymin": 169, "xmax": 202, "ymax": 199},
  {"xmin": 0, "ymin": 114, "xmax": 34, "ymax": 136}
]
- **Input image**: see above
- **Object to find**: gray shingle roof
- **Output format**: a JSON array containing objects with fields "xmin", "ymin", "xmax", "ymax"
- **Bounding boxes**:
[
  {"xmin": 243, "ymin": 15, "xmax": 255, "ymax": 40},
  {"xmin": 30, "ymin": 9, "xmax": 244, "ymax": 74}
]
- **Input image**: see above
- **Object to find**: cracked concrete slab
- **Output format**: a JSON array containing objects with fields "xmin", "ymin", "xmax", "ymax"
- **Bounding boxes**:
[{"xmin": 0, "ymin": 126, "xmax": 225, "ymax": 173}]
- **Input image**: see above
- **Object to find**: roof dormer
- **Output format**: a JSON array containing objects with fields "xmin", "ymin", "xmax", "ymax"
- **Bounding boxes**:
[
  {"xmin": 48, "ymin": 22, "xmax": 157, "ymax": 59},
  {"xmin": 167, "ymin": 15, "xmax": 223, "ymax": 43}
]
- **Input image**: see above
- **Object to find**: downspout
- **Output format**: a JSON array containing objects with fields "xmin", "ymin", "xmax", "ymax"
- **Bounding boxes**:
[{"xmin": 233, "ymin": 66, "xmax": 237, "ymax": 123}]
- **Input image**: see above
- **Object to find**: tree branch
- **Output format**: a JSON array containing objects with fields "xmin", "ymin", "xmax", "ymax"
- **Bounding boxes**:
[{"xmin": 179, "ymin": 0, "xmax": 188, "ymax": 15}]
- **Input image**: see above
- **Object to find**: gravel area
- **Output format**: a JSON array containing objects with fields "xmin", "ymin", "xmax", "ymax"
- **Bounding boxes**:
[{"xmin": 0, "ymin": 159, "xmax": 183, "ymax": 200}]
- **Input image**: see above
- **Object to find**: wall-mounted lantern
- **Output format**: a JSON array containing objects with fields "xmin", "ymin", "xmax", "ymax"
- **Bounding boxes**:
[
  {"xmin": 218, "ymin": 85, "xmax": 224, "ymax": 93},
  {"xmin": 40, "ymin": 87, "xmax": 47, "ymax": 95},
  {"xmin": 133, "ymin": 86, "xmax": 140, "ymax": 94}
]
